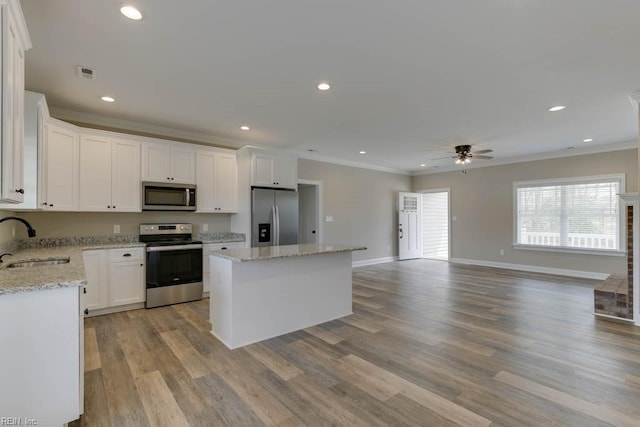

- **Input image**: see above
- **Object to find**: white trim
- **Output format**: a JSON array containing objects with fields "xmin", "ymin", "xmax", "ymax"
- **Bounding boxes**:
[
  {"xmin": 7, "ymin": 0, "xmax": 32, "ymax": 49},
  {"xmin": 594, "ymin": 313, "xmax": 636, "ymax": 324},
  {"xmin": 297, "ymin": 179, "xmax": 324, "ymax": 244},
  {"xmin": 513, "ymin": 174, "xmax": 626, "ymax": 253},
  {"xmin": 450, "ymin": 257, "xmax": 609, "ymax": 280},
  {"xmin": 411, "ymin": 140, "xmax": 637, "ymax": 176},
  {"xmin": 295, "ymin": 151, "xmax": 410, "ymax": 176},
  {"xmin": 352, "ymin": 256, "xmax": 397, "ymax": 268},
  {"xmin": 513, "ymin": 245, "xmax": 626, "ymax": 257}
]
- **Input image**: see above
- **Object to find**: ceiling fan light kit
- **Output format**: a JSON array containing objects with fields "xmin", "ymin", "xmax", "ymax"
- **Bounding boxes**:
[{"xmin": 451, "ymin": 144, "xmax": 493, "ymax": 166}]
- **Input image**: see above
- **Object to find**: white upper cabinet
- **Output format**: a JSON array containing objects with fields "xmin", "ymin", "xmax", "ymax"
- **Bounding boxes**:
[
  {"xmin": 79, "ymin": 134, "xmax": 141, "ymax": 212},
  {"xmin": 142, "ymin": 141, "xmax": 195, "ymax": 184},
  {"xmin": 251, "ymin": 150, "xmax": 298, "ymax": 189},
  {"xmin": 42, "ymin": 120, "xmax": 79, "ymax": 211},
  {"xmin": 0, "ymin": 0, "xmax": 32, "ymax": 203},
  {"xmin": 196, "ymin": 149, "xmax": 237, "ymax": 213}
]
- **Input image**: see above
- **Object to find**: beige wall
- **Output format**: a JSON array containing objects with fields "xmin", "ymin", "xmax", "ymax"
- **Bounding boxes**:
[
  {"xmin": 412, "ymin": 149, "xmax": 638, "ymax": 275},
  {"xmin": 15, "ymin": 211, "xmax": 231, "ymax": 239},
  {"xmin": 298, "ymin": 159, "xmax": 412, "ymax": 262}
]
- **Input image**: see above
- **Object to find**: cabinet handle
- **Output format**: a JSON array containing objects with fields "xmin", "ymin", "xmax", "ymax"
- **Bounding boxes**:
[
  {"xmin": 83, "ymin": 287, "xmax": 87, "ymax": 294},
  {"xmin": 84, "ymin": 309, "xmax": 89, "ymax": 315},
  {"xmin": 123, "ymin": 253, "xmax": 132, "ymax": 257},
  {"xmin": 15, "ymin": 188, "xmax": 24, "ymax": 194},
  {"xmin": 221, "ymin": 247, "xmax": 227, "ymax": 250},
  {"xmin": 140, "ymin": 263, "xmax": 143, "ymax": 266},
  {"xmin": 113, "ymin": 206, "xmax": 116, "ymax": 209},
  {"xmin": 107, "ymin": 205, "xmax": 111, "ymax": 209},
  {"xmin": 49, "ymin": 204, "xmax": 54, "ymax": 207},
  {"xmin": 42, "ymin": 202, "xmax": 47, "ymax": 206}
]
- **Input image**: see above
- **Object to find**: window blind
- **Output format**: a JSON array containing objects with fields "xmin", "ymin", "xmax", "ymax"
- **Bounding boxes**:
[
  {"xmin": 515, "ymin": 177, "xmax": 621, "ymax": 251},
  {"xmin": 421, "ymin": 191, "xmax": 449, "ymax": 260}
]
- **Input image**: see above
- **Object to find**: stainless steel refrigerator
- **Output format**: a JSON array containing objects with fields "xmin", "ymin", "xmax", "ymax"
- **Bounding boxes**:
[{"xmin": 251, "ymin": 188, "xmax": 299, "ymax": 247}]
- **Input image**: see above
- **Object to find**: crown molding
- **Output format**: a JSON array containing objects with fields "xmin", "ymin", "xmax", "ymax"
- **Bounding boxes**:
[
  {"xmin": 49, "ymin": 107, "xmax": 244, "ymax": 149},
  {"xmin": 294, "ymin": 150, "xmax": 410, "ymax": 176},
  {"xmin": 411, "ymin": 140, "xmax": 638, "ymax": 176}
]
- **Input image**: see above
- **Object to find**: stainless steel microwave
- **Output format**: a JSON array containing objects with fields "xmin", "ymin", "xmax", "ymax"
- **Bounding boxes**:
[{"xmin": 142, "ymin": 182, "xmax": 197, "ymax": 211}]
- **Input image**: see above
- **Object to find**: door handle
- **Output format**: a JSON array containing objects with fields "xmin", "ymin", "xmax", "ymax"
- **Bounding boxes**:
[{"xmin": 399, "ymin": 227, "xmax": 403, "ymax": 239}]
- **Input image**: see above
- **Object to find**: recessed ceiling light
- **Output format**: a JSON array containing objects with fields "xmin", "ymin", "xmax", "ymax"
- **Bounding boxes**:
[
  {"xmin": 240, "ymin": 126, "xmax": 250, "ymax": 131},
  {"xmin": 548, "ymin": 105, "xmax": 566, "ymax": 112},
  {"xmin": 101, "ymin": 96, "xmax": 115, "ymax": 103},
  {"xmin": 317, "ymin": 82, "xmax": 331, "ymax": 91},
  {"xmin": 120, "ymin": 5, "xmax": 143, "ymax": 20},
  {"xmin": 583, "ymin": 138, "xmax": 593, "ymax": 142},
  {"xmin": 359, "ymin": 151, "xmax": 366, "ymax": 154},
  {"xmin": 420, "ymin": 164, "xmax": 427, "ymax": 167}
]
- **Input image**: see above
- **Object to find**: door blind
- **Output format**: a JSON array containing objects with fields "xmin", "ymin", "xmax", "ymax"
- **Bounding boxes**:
[{"xmin": 421, "ymin": 192, "xmax": 449, "ymax": 260}]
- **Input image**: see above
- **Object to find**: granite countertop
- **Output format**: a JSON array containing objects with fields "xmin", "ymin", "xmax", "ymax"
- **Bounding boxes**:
[
  {"xmin": 197, "ymin": 232, "xmax": 246, "ymax": 244},
  {"xmin": 0, "ymin": 242, "xmax": 146, "ymax": 296},
  {"xmin": 209, "ymin": 243, "xmax": 367, "ymax": 262}
]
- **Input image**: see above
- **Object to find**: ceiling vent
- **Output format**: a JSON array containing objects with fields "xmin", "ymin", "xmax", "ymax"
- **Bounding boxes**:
[{"xmin": 76, "ymin": 66, "xmax": 95, "ymax": 80}]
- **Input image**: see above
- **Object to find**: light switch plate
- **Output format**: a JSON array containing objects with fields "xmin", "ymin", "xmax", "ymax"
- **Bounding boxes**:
[{"xmin": 202, "ymin": 224, "xmax": 209, "ymax": 231}]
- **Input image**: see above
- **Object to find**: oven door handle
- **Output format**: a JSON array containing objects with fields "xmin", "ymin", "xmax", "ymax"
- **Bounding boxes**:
[{"xmin": 146, "ymin": 244, "xmax": 203, "ymax": 252}]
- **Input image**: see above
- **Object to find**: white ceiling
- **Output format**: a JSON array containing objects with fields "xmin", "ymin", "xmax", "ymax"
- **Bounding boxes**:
[{"xmin": 20, "ymin": 0, "xmax": 640, "ymax": 174}]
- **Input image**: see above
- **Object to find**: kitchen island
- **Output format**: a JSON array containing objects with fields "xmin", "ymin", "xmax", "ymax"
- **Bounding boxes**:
[{"xmin": 208, "ymin": 243, "xmax": 366, "ymax": 349}]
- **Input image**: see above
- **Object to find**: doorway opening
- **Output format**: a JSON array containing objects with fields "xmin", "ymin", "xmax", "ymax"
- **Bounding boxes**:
[
  {"xmin": 420, "ymin": 190, "xmax": 450, "ymax": 260},
  {"xmin": 298, "ymin": 180, "xmax": 323, "ymax": 244}
]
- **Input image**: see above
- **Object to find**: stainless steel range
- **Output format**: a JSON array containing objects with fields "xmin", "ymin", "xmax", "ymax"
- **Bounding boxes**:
[{"xmin": 140, "ymin": 223, "xmax": 203, "ymax": 308}]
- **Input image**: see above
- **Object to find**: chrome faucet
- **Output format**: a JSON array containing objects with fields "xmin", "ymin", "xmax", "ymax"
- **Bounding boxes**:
[{"xmin": 0, "ymin": 216, "xmax": 36, "ymax": 237}]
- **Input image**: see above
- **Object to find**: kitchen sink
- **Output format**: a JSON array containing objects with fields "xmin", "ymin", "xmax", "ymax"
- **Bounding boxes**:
[{"xmin": 5, "ymin": 257, "xmax": 71, "ymax": 268}]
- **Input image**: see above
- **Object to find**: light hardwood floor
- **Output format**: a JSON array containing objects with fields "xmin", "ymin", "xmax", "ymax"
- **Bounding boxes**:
[{"xmin": 72, "ymin": 260, "xmax": 640, "ymax": 426}]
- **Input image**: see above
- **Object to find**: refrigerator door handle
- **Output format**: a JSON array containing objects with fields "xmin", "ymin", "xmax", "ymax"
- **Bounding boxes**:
[
  {"xmin": 275, "ymin": 205, "xmax": 280, "ymax": 246},
  {"xmin": 272, "ymin": 205, "xmax": 278, "ymax": 246}
]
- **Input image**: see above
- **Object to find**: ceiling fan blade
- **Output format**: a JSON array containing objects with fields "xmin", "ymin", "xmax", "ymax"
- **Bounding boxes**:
[
  {"xmin": 430, "ymin": 155, "xmax": 456, "ymax": 160},
  {"xmin": 472, "ymin": 155, "xmax": 493, "ymax": 159},
  {"xmin": 472, "ymin": 149, "xmax": 493, "ymax": 154}
]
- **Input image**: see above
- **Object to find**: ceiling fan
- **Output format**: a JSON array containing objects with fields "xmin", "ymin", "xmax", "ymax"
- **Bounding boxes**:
[{"xmin": 432, "ymin": 145, "xmax": 493, "ymax": 164}]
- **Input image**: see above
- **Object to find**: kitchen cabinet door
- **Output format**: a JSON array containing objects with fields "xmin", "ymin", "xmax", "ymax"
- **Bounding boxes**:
[
  {"xmin": 79, "ymin": 135, "xmax": 112, "ymax": 211},
  {"xmin": 142, "ymin": 141, "xmax": 195, "ymax": 184},
  {"xmin": 251, "ymin": 150, "xmax": 297, "ymax": 189},
  {"xmin": 0, "ymin": 2, "xmax": 30, "ymax": 203},
  {"xmin": 111, "ymin": 138, "xmax": 141, "ymax": 211},
  {"xmin": 82, "ymin": 249, "xmax": 109, "ymax": 312},
  {"xmin": 109, "ymin": 260, "xmax": 145, "ymax": 306},
  {"xmin": 196, "ymin": 150, "xmax": 237, "ymax": 213},
  {"xmin": 171, "ymin": 146, "xmax": 195, "ymax": 184},
  {"xmin": 215, "ymin": 153, "xmax": 238, "ymax": 212},
  {"xmin": 274, "ymin": 154, "xmax": 298, "ymax": 189},
  {"xmin": 42, "ymin": 121, "xmax": 79, "ymax": 211}
]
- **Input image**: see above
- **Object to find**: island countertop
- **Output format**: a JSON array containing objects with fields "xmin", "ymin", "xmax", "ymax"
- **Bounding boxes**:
[{"xmin": 209, "ymin": 243, "xmax": 366, "ymax": 262}]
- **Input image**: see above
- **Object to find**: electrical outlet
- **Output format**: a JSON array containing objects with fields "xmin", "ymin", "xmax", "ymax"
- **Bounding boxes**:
[
  {"xmin": 387, "ymin": 244, "xmax": 391, "ymax": 252},
  {"xmin": 499, "ymin": 249, "xmax": 504, "ymax": 256},
  {"xmin": 113, "ymin": 224, "xmax": 121, "ymax": 234},
  {"xmin": 202, "ymin": 224, "xmax": 209, "ymax": 231}
]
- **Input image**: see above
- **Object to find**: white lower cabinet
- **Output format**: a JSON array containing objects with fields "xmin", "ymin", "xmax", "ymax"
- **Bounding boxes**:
[
  {"xmin": 203, "ymin": 242, "xmax": 244, "ymax": 294},
  {"xmin": 82, "ymin": 247, "xmax": 145, "ymax": 315}
]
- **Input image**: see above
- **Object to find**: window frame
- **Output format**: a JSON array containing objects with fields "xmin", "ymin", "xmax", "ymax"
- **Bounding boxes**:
[{"xmin": 512, "ymin": 174, "xmax": 626, "ymax": 257}]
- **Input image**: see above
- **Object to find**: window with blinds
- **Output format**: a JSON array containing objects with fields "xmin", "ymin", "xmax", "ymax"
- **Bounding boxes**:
[
  {"xmin": 421, "ymin": 191, "xmax": 449, "ymax": 260},
  {"xmin": 514, "ymin": 175, "xmax": 624, "ymax": 252}
]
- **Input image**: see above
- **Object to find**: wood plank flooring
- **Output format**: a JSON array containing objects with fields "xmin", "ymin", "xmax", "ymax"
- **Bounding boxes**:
[{"xmin": 71, "ymin": 260, "xmax": 640, "ymax": 426}]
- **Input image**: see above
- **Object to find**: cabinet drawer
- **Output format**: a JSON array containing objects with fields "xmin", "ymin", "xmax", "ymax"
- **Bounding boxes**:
[{"xmin": 109, "ymin": 247, "xmax": 144, "ymax": 263}]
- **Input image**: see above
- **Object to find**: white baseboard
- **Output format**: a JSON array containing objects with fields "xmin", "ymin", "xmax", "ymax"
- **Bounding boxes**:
[
  {"xmin": 450, "ymin": 258, "xmax": 609, "ymax": 280},
  {"xmin": 353, "ymin": 256, "xmax": 397, "ymax": 268}
]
